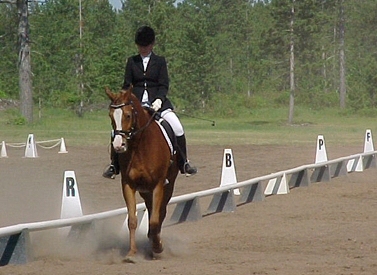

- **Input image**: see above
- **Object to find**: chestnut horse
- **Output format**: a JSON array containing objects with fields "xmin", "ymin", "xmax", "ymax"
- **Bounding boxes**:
[{"xmin": 105, "ymin": 87, "xmax": 179, "ymax": 261}]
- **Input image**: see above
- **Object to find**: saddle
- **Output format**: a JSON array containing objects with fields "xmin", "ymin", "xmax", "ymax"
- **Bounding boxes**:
[{"xmin": 148, "ymin": 110, "xmax": 176, "ymax": 156}]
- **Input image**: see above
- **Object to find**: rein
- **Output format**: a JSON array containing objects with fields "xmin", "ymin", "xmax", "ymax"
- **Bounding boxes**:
[{"xmin": 110, "ymin": 101, "xmax": 156, "ymax": 140}]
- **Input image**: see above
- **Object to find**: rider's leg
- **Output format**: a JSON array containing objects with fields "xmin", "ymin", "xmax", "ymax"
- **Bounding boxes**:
[
  {"xmin": 103, "ymin": 133, "xmax": 120, "ymax": 179},
  {"xmin": 161, "ymin": 109, "xmax": 197, "ymax": 176}
]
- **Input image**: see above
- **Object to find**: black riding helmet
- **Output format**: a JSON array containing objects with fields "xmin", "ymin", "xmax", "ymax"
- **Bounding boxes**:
[{"xmin": 135, "ymin": 26, "xmax": 155, "ymax": 46}]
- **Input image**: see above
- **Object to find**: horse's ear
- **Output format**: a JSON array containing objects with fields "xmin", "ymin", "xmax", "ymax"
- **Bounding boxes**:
[{"xmin": 105, "ymin": 87, "xmax": 115, "ymax": 100}]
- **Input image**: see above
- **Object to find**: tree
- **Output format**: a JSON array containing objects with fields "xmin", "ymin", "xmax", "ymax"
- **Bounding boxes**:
[
  {"xmin": 2, "ymin": 0, "xmax": 377, "ymax": 117},
  {"xmin": 0, "ymin": 0, "xmax": 33, "ymax": 122},
  {"xmin": 0, "ymin": 4, "xmax": 19, "ymax": 98},
  {"xmin": 31, "ymin": 0, "xmax": 121, "ymax": 111},
  {"xmin": 338, "ymin": 0, "xmax": 346, "ymax": 108},
  {"xmin": 288, "ymin": 0, "xmax": 295, "ymax": 124}
]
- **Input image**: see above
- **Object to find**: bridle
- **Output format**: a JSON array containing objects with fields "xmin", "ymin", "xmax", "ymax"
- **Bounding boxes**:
[
  {"xmin": 109, "ymin": 101, "xmax": 155, "ymax": 141},
  {"xmin": 109, "ymin": 102, "xmax": 136, "ymax": 140}
]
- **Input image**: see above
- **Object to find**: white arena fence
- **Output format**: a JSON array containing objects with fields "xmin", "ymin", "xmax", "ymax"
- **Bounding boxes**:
[
  {"xmin": 1, "ymin": 134, "xmax": 67, "ymax": 158},
  {"xmin": 0, "ymin": 143, "xmax": 376, "ymax": 266}
]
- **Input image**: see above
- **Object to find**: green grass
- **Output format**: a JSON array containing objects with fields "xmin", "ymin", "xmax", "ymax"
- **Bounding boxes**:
[
  {"xmin": 182, "ymin": 106, "xmax": 375, "ymax": 146},
  {"xmin": 0, "ymin": 106, "xmax": 375, "ymax": 147},
  {"xmin": 0, "ymin": 108, "xmax": 112, "ymax": 146}
]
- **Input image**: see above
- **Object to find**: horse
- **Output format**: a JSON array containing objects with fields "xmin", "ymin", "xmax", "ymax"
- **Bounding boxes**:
[{"xmin": 105, "ymin": 86, "xmax": 179, "ymax": 262}]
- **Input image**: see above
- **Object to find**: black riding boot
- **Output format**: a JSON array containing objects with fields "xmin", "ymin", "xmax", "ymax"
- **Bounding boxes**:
[
  {"xmin": 102, "ymin": 144, "xmax": 120, "ymax": 179},
  {"xmin": 176, "ymin": 135, "xmax": 197, "ymax": 176}
]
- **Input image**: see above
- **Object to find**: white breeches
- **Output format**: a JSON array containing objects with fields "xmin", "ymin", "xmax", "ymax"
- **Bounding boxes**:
[{"xmin": 161, "ymin": 109, "xmax": 184, "ymax": 136}]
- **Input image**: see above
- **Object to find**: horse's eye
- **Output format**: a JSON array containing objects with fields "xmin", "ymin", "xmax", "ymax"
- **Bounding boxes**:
[{"xmin": 125, "ymin": 113, "xmax": 132, "ymax": 120}]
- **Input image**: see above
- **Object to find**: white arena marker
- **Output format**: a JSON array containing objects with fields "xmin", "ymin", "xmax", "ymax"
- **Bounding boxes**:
[
  {"xmin": 60, "ymin": 171, "xmax": 83, "ymax": 219},
  {"xmin": 24, "ymin": 134, "xmax": 38, "ymax": 158},
  {"xmin": 264, "ymin": 174, "xmax": 289, "ymax": 195},
  {"xmin": 121, "ymin": 209, "xmax": 149, "ymax": 238},
  {"xmin": 1, "ymin": 141, "xmax": 8, "ymax": 158},
  {"xmin": 58, "ymin": 137, "xmax": 68, "ymax": 153},
  {"xmin": 219, "ymin": 149, "xmax": 240, "ymax": 195},
  {"xmin": 347, "ymin": 156, "xmax": 363, "ymax": 172},
  {"xmin": 277, "ymin": 174, "xmax": 289, "ymax": 194},
  {"xmin": 363, "ymin": 129, "xmax": 374, "ymax": 153},
  {"xmin": 315, "ymin": 135, "xmax": 328, "ymax": 163},
  {"xmin": 136, "ymin": 209, "xmax": 149, "ymax": 238}
]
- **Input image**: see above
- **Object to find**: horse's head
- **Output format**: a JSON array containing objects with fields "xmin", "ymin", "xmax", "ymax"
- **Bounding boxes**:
[{"xmin": 106, "ymin": 87, "xmax": 136, "ymax": 153}]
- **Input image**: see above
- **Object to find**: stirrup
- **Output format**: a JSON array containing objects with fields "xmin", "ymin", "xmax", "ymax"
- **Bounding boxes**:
[
  {"xmin": 102, "ymin": 165, "xmax": 117, "ymax": 179},
  {"xmin": 183, "ymin": 161, "xmax": 197, "ymax": 177}
]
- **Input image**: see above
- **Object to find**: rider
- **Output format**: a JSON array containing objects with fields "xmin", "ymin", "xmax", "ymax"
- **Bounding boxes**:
[{"xmin": 103, "ymin": 26, "xmax": 197, "ymax": 179}]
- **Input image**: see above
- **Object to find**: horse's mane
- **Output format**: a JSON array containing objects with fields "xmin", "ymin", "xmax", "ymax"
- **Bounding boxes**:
[
  {"xmin": 121, "ymin": 89, "xmax": 151, "ymax": 121},
  {"xmin": 121, "ymin": 89, "xmax": 142, "ymax": 105}
]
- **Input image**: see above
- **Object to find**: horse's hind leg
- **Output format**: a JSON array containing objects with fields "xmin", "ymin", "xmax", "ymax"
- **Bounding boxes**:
[{"xmin": 149, "ymin": 183, "xmax": 164, "ymax": 254}]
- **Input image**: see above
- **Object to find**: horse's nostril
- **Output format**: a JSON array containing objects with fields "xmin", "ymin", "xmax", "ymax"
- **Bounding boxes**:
[{"xmin": 114, "ymin": 145, "xmax": 127, "ymax": 154}]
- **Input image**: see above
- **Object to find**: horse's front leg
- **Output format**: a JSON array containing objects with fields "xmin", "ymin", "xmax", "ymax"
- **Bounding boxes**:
[
  {"xmin": 149, "ymin": 182, "xmax": 164, "ymax": 254},
  {"xmin": 122, "ymin": 183, "xmax": 138, "ymax": 258}
]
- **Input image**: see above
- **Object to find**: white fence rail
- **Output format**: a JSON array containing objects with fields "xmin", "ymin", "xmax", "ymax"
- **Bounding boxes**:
[
  {"xmin": 0, "ymin": 149, "xmax": 375, "ymax": 265},
  {"xmin": 1, "ymin": 150, "xmax": 375, "ymax": 238}
]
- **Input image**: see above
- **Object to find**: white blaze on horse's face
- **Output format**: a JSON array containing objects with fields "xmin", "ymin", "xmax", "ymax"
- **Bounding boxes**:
[{"xmin": 112, "ymin": 108, "xmax": 127, "ymax": 153}]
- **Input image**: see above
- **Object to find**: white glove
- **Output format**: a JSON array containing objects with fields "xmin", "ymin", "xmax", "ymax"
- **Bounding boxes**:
[{"xmin": 151, "ymin": 99, "xmax": 162, "ymax": 112}]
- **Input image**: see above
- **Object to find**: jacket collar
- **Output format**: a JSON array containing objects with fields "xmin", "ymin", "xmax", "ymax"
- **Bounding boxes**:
[{"xmin": 135, "ymin": 52, "xmax": 155, "ymax": 72}]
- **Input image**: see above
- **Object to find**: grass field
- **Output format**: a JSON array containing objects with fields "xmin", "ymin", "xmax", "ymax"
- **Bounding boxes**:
[{"xmin": 0, "ymin": 106, "xmax": 375, "ymax": 147}]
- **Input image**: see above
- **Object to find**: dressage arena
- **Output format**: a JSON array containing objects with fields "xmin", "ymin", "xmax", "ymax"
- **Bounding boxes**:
[{"xmin": 1, "ymin": 138, "xmax": 377, "ymax": 274}]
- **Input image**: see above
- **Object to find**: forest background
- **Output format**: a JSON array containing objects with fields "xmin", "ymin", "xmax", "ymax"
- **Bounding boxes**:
[{"xmin": 0, "ymin": 0, "xmax": 376, "ymax": 123}]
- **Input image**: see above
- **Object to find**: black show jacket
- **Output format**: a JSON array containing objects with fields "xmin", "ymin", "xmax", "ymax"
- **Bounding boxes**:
[{"xmin": 122, "ymin": 52, "xmax": 173, "ymax": 111}]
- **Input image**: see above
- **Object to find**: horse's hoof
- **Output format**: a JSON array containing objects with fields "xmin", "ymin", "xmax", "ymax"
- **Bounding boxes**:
[
  {"xmin": 122, "ymin": 256, "xmax": 137, "ymax": 264},
  {"xmin": 152, "ymin": 241, "xmax": 164, "ymax": 254},
  {"xmin": 153, "ymin": 247, "xmax": 164, "ymax": 254}
]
